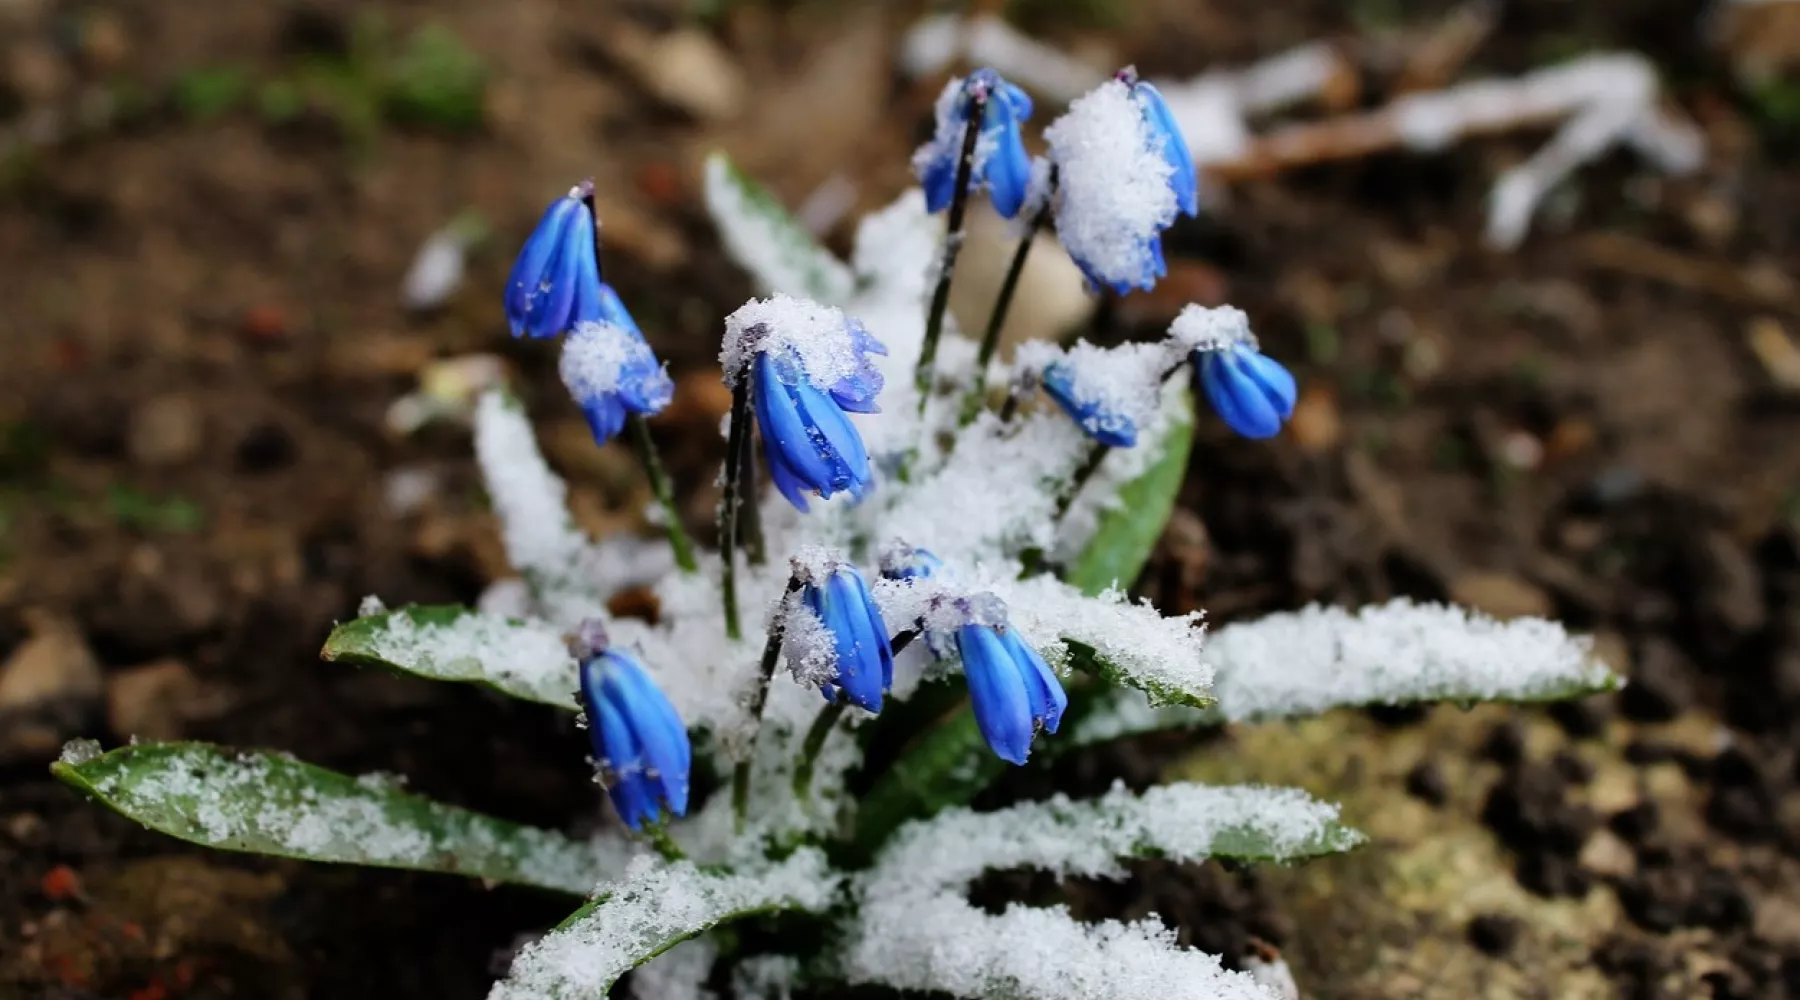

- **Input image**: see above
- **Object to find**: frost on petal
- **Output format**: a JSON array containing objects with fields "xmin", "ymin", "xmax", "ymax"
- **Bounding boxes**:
[
  {"xmin": 842, "ymin": 783, "xmax": 1358, "ymax": 1000},
  {"xmin": 721, "ymin": 295, "xmax": 880, "ymax": 393},
  {"xmin": 1206, "ymin": 599, "xmax": 1619, "ymax": 722},
  {"xmin": 490, "ymin": 850, "xmax": 840, "ymax": 1000}
]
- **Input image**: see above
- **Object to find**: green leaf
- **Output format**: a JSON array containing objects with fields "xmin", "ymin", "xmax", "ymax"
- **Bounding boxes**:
[
  {"xmin": 52, "ymin": 742, "xmax": 606, "ymax": 893},
  {"xmin": 491, "ymin": 850, "xmax": 840, "ymax": 999},
  {"xmin": 1062, "ymin": 394, "xmax": 1194, "ymax": 597},
  {"xmin": 322, "ymin": 604, "xmax": 578, "ymax": 709},
  {"xmin": 703, "ymin": 153, "xmax": 855, "ymax": 304}
]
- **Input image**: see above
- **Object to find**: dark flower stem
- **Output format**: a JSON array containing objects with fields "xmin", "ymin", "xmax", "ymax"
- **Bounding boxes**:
[
  {"xmin": 732, "ymin": 573, "xmax": 804, "ymax": 833},
  {"xmin": 959, "ymin": 168, "xmax": 1056, "ymax": 428},
  {"xmin": 719, "ymin": 378, "xmax": 753, "ymax": 641},
  {"xmin": 792, "ymin": 628, "xmax": 918, "ymax": 807},
  {"xmin": 914, "ymin": 84, "xmax": 990, "ymax": 418},
  {"xmin": 739, "ymin": 439, "xmax": 766, "ymax": 566},
  {"xmin": 627, "ymin": 415, "xmax": 697, "ymax": 574}
]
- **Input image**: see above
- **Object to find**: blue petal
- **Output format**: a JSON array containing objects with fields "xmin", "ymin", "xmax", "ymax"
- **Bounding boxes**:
[
  {"xmin": 999, "ymin": 629, "xmax": 1066, "ymax": 734},
  {"xmin": 602, "ymin": 651, "xmax": 691, "ymax": 816},
  {"xmin": 582, "ymin": 659, "xmax": 659, "ymax": 830},
  {"xmin": 844, "ymin": 569, "xmax": 895, "ymax": 693},
  {"xmin": 790, "ymin": 376, "xmax": 872, "ymax": 502},
  {"xmin": 829, "ymin": 321, "xmax": 887, "ymax": 413},
  {"xmin": 982, "ymin": 100, "xmax": 1032, "ymax": 219},
  {"xmin": 959, "ymin": 624, "xmax": 1035, "ymax": 765},
  {"xmin": 525, "ymin": 222, "xmax": 582, "ymax": 338},
  {"xmin": 753, "ymin": 354, "xmax": 839, "ymax": 494},
  {"xmin": 997, "ymin": 79, "xmax": 1033, "ymax": 122},
  {"xmin": 762, "ymin": 440, "xmax": 813, "ymax": 512},
  {"xmin": 582, "ymin": 397, "xmax": 628, "ymax": 445},
  {"xmin": 1041, "ymin": 361, "xmax": 1137, "ymax": 448},
  {"xmin": 921, "ymin": 155, "xmax": 958, "ymax": 215},
  {"xmin": 1135, "ymin": 82, "xmax": 1199, "ymax": 218},
  {"xmin": 563, "ymin": 208, "xmax": 603, "ymax": 329},
  {"xmin": 823, "ymin": 571, "xmax": 885, "ymax": 712},
  {"xmin": 1201, "ymin": 350, "xmax": 1290, "ymax": 439},
  {"xmin": 505, "ymin": 197, "xmax": 582, "ymax": 337},
  {"xmin": 596, "ymin": 283, "xmax": 643, "ymax": 338},
  {"xmin": 1239, "ymin": 349, "xmax": 1297, "ymax": 419}
]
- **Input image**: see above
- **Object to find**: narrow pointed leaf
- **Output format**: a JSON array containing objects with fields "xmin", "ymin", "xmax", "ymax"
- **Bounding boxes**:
[
  {"xmin": 703, "ymin": 153, "xmax": 854, "ymax": 304},
  {"xmin": 490, "ymin": 850, "xmax": 840, "ymax": 999},
  {"xmin": 1063, "ymin": 394, "xmax": 1194, "ymax": 596},
  {"xmin": 322, "ymin": 604, "xmax": 578, "ymax": 709},
  {"xmin": 51, "ymin": 742, "xmax": 608, "ymax": 893}
]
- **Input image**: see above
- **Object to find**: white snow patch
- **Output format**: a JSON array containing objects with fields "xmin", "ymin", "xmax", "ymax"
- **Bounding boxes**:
[{"xmin": 1044, "ymin": 78, "xmax": 1178, "ymax": 290}]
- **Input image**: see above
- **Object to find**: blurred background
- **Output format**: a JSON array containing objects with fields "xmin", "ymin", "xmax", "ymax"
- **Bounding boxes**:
[{"xmin": 3, "ymin": 1, "xmax": 1800, "ymax": 997}]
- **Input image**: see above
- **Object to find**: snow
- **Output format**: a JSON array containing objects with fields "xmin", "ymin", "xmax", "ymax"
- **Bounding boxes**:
[
  {"xmin": 560, "ymin": 320, "xmax": 658, "ymax": 400},
  {"xmin": 490, "ymin": 849, "xmax": 840, "ymax": 1000},
  {"xmin": 842, "ymin": 782, "xmax": 1356, "ymax": 1000},
  {"xmin": 1014, "ymin": 338, "xmax": 1172, "ymax": 438},
  {"xmin": 629, "ymin": 937, "xmax": 718, "ymax": 1000},
  {"xmin": 703, "ymin": 153, "xmax": 855, "ymax": 303},
  {"xmin": 1205, "ymin": 599, "xmax": 1615, "ymax": 721},
  {"xmin": 355, "ymin": 606, "xmax": 578, "ymax": 708},
  {"xmin": 1044, "ymin": 79, "xmax": 1178, "ymax": 290},
  {"xmin": 720, "ymin": 294, "xmax": 867, "ymax": 390},
  {"xmin": 83, "ymin": 745, "xmax": 615, "ymax": 894},
  {"xmin": 1169, "ymin": 303, "xmax": 1258, "ymax": 354}
]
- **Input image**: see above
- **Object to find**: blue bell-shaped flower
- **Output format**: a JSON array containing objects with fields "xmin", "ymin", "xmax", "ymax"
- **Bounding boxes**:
[
  {"xmin": 1041, "ymin": 360, "xmax": 1138, "ymax": 448},
  {"xmin": 1197, "ymin": 344, "xmax": 1297, "ymax": 440},
  {"xmin": 915, "ymin": 67, "xmax": 1034, "ymax": 219},
  {"xmin": 879, "ymin": 541, "xmax": 943, "ymax": 581},
  {"xmin": 560, "ymin": 320, "xmax": 675, "ymax": 445},
  {"xmin": 752, "ymin": 350, "xmax": 875, "ymax": 512},
  {"xmin": 572, "ymin": 620, "xmax": 690, "ymax": 830},
  {"xmin": 504, "ymin": 182, "xmax": 609, "ymax": 339},
  {"xmin": 952, "ymin": 599, "xmax": 1067, "ymax": 765},
  {"xmin": 798, "ymin": 565, "xmax": 894, "ymax": 713}
]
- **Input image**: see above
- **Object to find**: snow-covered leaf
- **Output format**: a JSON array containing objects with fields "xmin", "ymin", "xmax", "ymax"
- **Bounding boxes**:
[
  {"xmin": 704, "ymin": 153, "xmax": 855, "ymax": 304},
  {"xmin": 842, "ymin": 783, "xmax": 1359, "ymax": 1000},
  {"xmin": 490, "ymin": 850, "xmax": 841, "ymax": 999},
  {"xmin": 322, "ymin": 604, "xmax": 577, "ymax": 710},
  {"xmin": 52, "ymin": 743, "xmax": 610, "ymax": 893},
  {"xmin": 1067, "ymin": 684, "xmax": 1210, "ymax": 748},
  {"xmin": 1062, "ymin": 394, "xmax": 1194, "ymax": 596},
  {"xmin": 1207, "ymin": 599, "xmax": 1621, "ymax": 722}
]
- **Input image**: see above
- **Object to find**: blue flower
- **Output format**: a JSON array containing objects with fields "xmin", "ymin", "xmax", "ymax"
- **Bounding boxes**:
[
  {"xmin": 1197, "ymin": 344, "xmax": 1297, "ymax": 440},
  {"xmin": 827, "ymin": 319, "xmax": 888, "ymax": 414},
  {"xmin": 880, "ymin": 542, "xmax": 942, "ymax": 581},
  {"xmin": 560, "ymin": 321, "xmax": 675, "ymax": 445},
  {"xmin": 799, "ymin": 565, "xmax": 894, "ymax": 713},
  {"xmin": 505, "ymin": 182, "xmax": 609, "ymax": 339},
  {"xmin": 1123, "ymin": 72, "xmax": 1198, "ymax": 220},
  {"xmin": 753, "ymin": 350, "xmax": 874, "ymax": 512},
  {"xmin": 955, "ymin": 612, "xmax": 1067, "ymax": 766},
  {"xmin": 1041, "ymin": 360, "xmax": 1137, "ymax": 448},
  {"xmin": 572, "ymin": 621, "xmax": 690, "ymax": 830},
  {"xmin": 915, "ymin": 68, "xmax": 1034, "ymax": 219}
]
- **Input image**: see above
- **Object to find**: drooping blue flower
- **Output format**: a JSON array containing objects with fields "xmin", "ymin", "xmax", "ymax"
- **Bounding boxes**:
[
  {"xmin": 798, "ymin": 565, "xmax": 894, "ymax": 713},
  {"xmin": 1197, "ymin": 344, "xmax": 1297, "ymax": 440},
  {"xmin": 753, "ymin": 350, "xmax": 874, "ymax": 512},
  {"xmin": 560, "ymin": 320, "xmax": 674, "ymax": 445},
  {"xmin": 1122, "ymin": 70, "xmax": 1199, "ymax": 220},
  {"xmin": 572, "ymin": 620, "xmax": 690, "ymax": 830},
  {"xmin": 827, "ymin": 319, "xmax": 888, "ymax": 414},
  {"xmin": 505, "ymin": 182, "xmax": 610, "ymax": 339},
  {"xmin": 954, "ymin": 603, "xmax": 1067, "ymax": 766},
  {"xmin": 914, "ymin": 67, "xmax": 1034, "ymax": 219},
  {"xmin": 880, "ymin": 541, "xmax": 942, "ymax": 581},
  {"xmin": 1041, "ymin": 360, "xmax": 1138, "ymax": 448}
]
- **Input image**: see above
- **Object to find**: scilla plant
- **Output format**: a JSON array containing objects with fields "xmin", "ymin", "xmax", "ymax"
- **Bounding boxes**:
[{"xmin": 54, "ymin": 69, "xmax": 1616, "ymax": 1000}]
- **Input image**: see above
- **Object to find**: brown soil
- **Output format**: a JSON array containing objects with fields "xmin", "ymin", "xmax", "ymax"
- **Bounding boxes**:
[{"xmin": 3, "ymin": 1, "xmax": 1800, "ymax": 998}]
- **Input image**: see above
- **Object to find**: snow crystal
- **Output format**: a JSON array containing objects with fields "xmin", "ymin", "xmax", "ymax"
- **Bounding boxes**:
[
  {"xmin": 720, "ymin": 295, "xmax": 867, "ymax": 391},
  {"xmin": 1168, "ymin": 303, "xmax": 1258, "ymax": 354},
  {"xmin": 843, "ymin": 783, "xmax": 1353, "ymax": 1000},
  {"xmin": 489, "ymin": 849, "xmax": 840, "ymax": 1000},
  {"xmin": 629, "ymin": 936, "xmax": 717, "ymax": 1000},
  {"xmin": 703, "ymin": 154, "xmax": 855, "ymax": 304},
  {"xmin": 1044, "ymin": 78, "xmax": 1178, "ymax": 290},
  {"xmin": 473, "ymin": 391, "xmax": 607, "ymax": 627},
  {"xmin": 779, "ymin": 593, "xmax": 837, "ymax": 690},
  {"xmin": 1205, "ymin": 599, "xmax": 1615, "ymax": 722},
  {"xmin": 357, "ymin": 607, "xmax": 578, "ymax": 709},
  {"xmin": 356, "ymin": 594, "xmax": 387, "ymax": 618}
]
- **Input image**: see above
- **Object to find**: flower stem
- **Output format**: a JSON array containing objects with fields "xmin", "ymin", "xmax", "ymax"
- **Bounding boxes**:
[
  {"xmin": 959, "ymin": 170, "xmax": 1056, "ymax": 427},
  {"xmin": 732, "ymin": 574, "xmax": 803, "ymax": 834},
  {"xmin": 643, "ymin": 821, "xmax": 685, "ymax": 862},
  {"xmin": 792, "ymin": 699, "xmax": 847, "ymax": 805},
  {"xmin": 914, "ymin": 85, "xmax": 990, "ymax": 418},
  {"xmin": 719, "ymin": 378, "xmax": 753, "ymax": 641},
  {"xmin": 1055, "ymin": 441, "xmax": 1111, "ymax": 521},
  {"xmin": 627, "ymin": 414, "xmax": 697, "ymax": 574},
  {"xmin": 739, "ymin": 438, "xmax": 766, "ymax": 566}
]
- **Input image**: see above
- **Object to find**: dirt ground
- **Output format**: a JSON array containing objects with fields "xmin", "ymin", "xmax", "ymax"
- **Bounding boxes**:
[{"xmin": 3, "ymin": 1, "xmax": 1800, "ymax": 998}]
